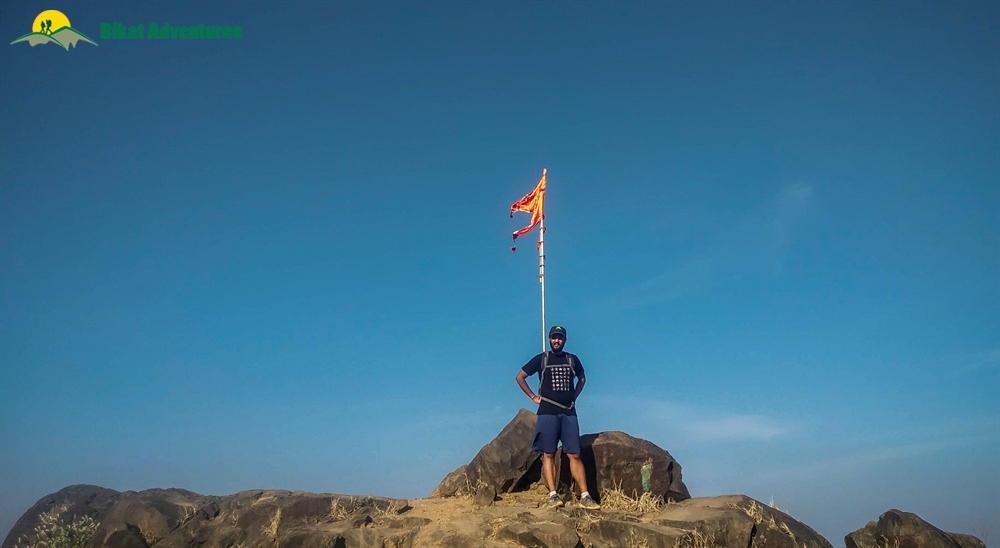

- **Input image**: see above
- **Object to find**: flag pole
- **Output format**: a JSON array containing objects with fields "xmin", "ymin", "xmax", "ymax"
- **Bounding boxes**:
[
  {"xmin": 539, "ymin": 170, "xmax": 547, "ymax": 352},
  {"xmin": 539, "ymin": 217, "xmax": 546, "ymax": 352}
]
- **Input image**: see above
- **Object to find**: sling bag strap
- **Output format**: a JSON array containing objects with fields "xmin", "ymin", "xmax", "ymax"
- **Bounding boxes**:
[{"xmin": 538, "ymin": 351, "xmax": 576, "ymax": 410}]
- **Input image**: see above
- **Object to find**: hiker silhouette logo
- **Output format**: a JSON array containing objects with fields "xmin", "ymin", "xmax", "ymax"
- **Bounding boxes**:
[{"xmin": 10, "ymin": 10, "xmax": 97, "ymax": 51}]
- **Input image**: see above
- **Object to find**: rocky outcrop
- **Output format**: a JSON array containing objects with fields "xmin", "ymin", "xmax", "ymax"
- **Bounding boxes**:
[
  {"xmin": 560, "ymin": 431, "xmax": 690, "ymax": 503},
  {"xmin": 3, "ymin": 484, "xmax": 121, "ymax": 548},
  {"xmin": 4, "ymin": 485, "xmax": 834, "ymax": 548},
  {"xmin": 845, "ymin": 510, "xmax": 987, "ymax": 548},
  {"xmin": 3, "ymin": 486, "xmax": 410, "ymax": 548},
  {"xmin": 431, "ymin": 408, "xmax": 540, "ymax": 497},
  {"xmin": 432, "ymin": 409, "xmax": 690, "ymax": 502},
  {"xmin": 658, "ymin": 496, "xmax": 832, "ymax": 548},
  {"xmin": 3, "ymin": 413, "xmax": 879, "ymax": 548}
]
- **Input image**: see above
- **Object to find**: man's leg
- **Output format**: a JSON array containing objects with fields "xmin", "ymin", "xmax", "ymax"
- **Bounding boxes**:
[
  {"xmin": 566, "ymin": 453, "xmax": 588, "ymax": 494},
  {"xmin": 560, "ymin": 415, "xmax": 600, "ymax": 508},
  {"xmin": 532, "ymin": 414, "xmax": 562, "ymax": 506},
  {"xmin": 541, "ymin": 452, "xmax": 558, "ymax": 493}
]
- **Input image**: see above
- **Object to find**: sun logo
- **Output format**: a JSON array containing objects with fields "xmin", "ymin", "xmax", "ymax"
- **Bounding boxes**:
[{"xmin": 10, "ymin": 10, "xmax": 97, "ymax": 50}]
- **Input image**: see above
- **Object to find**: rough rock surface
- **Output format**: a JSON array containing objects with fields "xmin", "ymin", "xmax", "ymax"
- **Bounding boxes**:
[
  {"xmin": 431, "ymin": 408, "xmax": 540, "ymax": 497},
  {"xmin": 557, "ymin": 431, "xmax": 690, "ymax": 502},
  {"xmin": 4, "ymin": 486, "xmax": 833, "ymax": 548},
  {"xmin": 3, "ymin": 484, "xmax": 122, "ymax": 548},
  {"xmin": 3, "ymin": 486, "xmax": 409, "ymax": 548},
  {"xmin": 845, "ymin": 510, "xmax": 987, "ymax": 548},
  {"xmin": 657, "ymin": 496, "xmax": 832, "ymax": 548},
  {"xmin": 432, "ymin": 409, "xmax": 689, "ymax": 502}
]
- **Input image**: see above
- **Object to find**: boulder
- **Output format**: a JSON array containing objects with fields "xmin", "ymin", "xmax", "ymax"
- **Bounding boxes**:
[
  {"xmin": 431, "ymin": 409, "xmax": 540, "ymax": 497},
  {"xmin": 586, "ymin": 520, "xmax": 687, "ymax": 548},
  {"xmin": 91, "ymin": 488, "xmax": 212, "ymax": 548},
  {"xmin": 431, "ymin": 411, "xmax": 690, "ymax": 504},
  {"xmin": 655, "ymin": 495, "xmax": 833, "ymax": 548},
  {"xmin": 431, "ymin": 465, "xmax": 471, "ymax": 498},
  {"xmin": 846, "ymin": 510, "xmax": 987, "ymax": 548},
  {"xmin": 474, "ymin": 484, "xmax": 497, "ymax": 508},
  {"xmin": 558, "ymin": 431, "xmax": 690, "ymax": 502},
  {"xmin": 3, "ymin": 484, "xmax": 120, "ymax": 548},
  {"xmin": 494, "ymin": 521, "xmax": 583, "ymax": 548}
]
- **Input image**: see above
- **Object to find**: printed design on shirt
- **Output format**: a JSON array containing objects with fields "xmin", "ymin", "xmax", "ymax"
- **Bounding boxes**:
[{"xmin": 548, "ymin": 365, "xmax": 574, "ymax": 392}]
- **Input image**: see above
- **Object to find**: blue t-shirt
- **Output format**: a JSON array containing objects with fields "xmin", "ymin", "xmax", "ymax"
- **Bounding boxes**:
[{"xmin": 521, "ymin": 351, "xmax": 586, "ymax": 416}]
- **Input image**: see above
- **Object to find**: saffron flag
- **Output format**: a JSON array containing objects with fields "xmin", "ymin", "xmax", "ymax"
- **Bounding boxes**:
[{"xmin": 509, "ymin": 169, "xmax": 546, "ymax": 252}]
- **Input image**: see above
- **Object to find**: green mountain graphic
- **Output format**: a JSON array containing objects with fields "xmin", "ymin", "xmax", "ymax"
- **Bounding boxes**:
[{"xmin": 10, "ymin": 26, "xmax": 97, "ymax": 50}]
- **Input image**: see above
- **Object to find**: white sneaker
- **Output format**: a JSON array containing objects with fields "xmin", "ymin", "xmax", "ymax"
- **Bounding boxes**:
[
  {"xmin": 578, "ymin": 494, "xmax": 601, "ymax": 510},
  {"xmin": 546, "ymin": 493, "xmax": 564, "ymax": 508}
]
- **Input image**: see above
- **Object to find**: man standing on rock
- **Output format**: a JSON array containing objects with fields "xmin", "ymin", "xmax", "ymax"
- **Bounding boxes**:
[{"xmin": 515, "ymin": 325, "xmax": 601, "ymax": 510}]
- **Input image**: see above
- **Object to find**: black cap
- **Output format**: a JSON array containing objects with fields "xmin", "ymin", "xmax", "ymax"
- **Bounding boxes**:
[{"xmin": 548, "ymin": 326, "xmax": 567, "ymax": 338}]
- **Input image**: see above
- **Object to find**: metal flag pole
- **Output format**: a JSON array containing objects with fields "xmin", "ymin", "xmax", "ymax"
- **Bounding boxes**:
[{"xmin": 538, "ymin": 171, "xmax": 547, "ymax": 352}]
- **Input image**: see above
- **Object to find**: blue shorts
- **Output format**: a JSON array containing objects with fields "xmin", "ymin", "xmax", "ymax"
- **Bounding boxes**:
[{"xmin": 533, "ymin": 414, "xmax": 581, "ymax": 455}]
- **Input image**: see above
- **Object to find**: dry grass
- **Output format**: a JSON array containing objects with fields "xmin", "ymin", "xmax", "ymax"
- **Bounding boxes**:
[
  {"xmin": 461, "ymin": 477, "xmax": 490, "ymax": 499},
  {"xmin": 487, "ymin": 516, "xmax": 515, "ymax": 539},
  {"xmin": 880, "ymin": 535, "xmax": 901, "ymax": 548},
  {"xmin": 329, "ymin": 496, "xmax": 404, "ymax": 522},
  {"xmin": 857, "ymin": 536, "xmax": 903, "ymax": 548},
  {"xmin": 732, "ymin": 499, "xmax": 781, "ymax": 529},
  {"xmin": 264, "ymin": 508, "xmax": 281, "ymax": 540},
  {"xmin": 376, "ymin": 499, "xmax": 407, "ymax": 518},
  {"xmin": 729, "ymin": 499, "xmax": 800, "ymax": 548},
  {"xmin": 626, "ymin": 528, "xmax": 651, "ymax": 548},
  {"xmin": 574, "ymin": 511, "xmax": 603, "ymax": 535},
  {"xmin": 486, "ymin": 516, "xmax": 524, "ymax": 547},
  {"xmin": 330, "ymin": 497, "xmax": 362, "ymax": 521},
  {"xmin": 676, "ymin": 529, "xmax": 720, "ymax": 548},
  {"xmin": 733, "ymin": 499, "xmax": 765, "ymax": 524},
  {"xmin": 138, "ymin": 529, "xmax": 160, "ymax": 547},
  {"xmin": 14, "ymin": 505, "xmax": 99, "ymax": 548},
  {"xmin": 598, "ymin": 481, "xmax": 666, "ymax": 514},
  {"xmin": 768, "ymin": 496, "xmax": 781, "ymax": 511}
]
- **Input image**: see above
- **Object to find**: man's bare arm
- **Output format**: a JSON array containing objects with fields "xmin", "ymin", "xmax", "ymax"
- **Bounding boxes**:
[
  {"xmin": 516, "ymin": 370, "xmax": 542, "ymax": 404},
  {"xmin": 574, "ymin": 376, "xmax": 586, "ymax": 401}
]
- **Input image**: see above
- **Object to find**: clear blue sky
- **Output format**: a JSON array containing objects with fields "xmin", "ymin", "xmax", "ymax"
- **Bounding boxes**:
[{"xmin": 1, "ymin": 1, "xmax": 997, "ymax": 545}]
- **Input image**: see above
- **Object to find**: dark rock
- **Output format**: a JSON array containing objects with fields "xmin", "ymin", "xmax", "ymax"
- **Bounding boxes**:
[
  {"xmin": 655, "ymin": 495, "xmax": 832, "ymax": 548},
  {"xmin": 587, "ymin": 520, "xmax": 687, "ymax": 548},
  {"xmin": 5, "ymin": 484, "xmax": 842, "ymax": 548},
  {"xmin": 352, "ymin": 514, "xmax": 373, "ymax": 528},
  {"xmin": 408, "ymin": 512, "xmax": 494, "ymax": 547},
  {"xmin": 3, "ymin": 485, "xmax": 120, "ymax": 548},
  {"xmin": 558, "ymin": 431, "xmax": 690, "ymax": 502},
  {"xmin": 495, "ymin": 521, "xmax": 583, "ymax": 548},
  {"xmin": 103, "ymin": 528, "xmax": 147, "ymax": 548},
  {"xmin": 431, "ymin": 410, "xmax": 691, "ymax": 505},
  {"xmin": 277, "ymin": 528, "xmax": 344, "ymax": 548},
  {"xmin": 90, "ymin": 489, "xmax": 214, "ymax": 548},
  {"xmin": 846, "ymin": 509, "xmax": 987, "ymax": 548},
  {"xmin": 3, "ymin": 487, "xmax": 409, "ymax": 548},
  {"xmin": 431, "ymin": 409, "xmax": 540, "ymax": 497},
  {"xmin": 948, "ymin": 533, "xmax": 988, "ymax": 548},
  {"xmin": 653, "ymin": 498, "xmax": 755, "ymax": 548},
  {"xmin": 473, "ymin": 485, "xmax": 496, "ymax": 508},
  {"xmin": 430, "ymin": 466, "xmax": 470, "ymax": 499}
]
